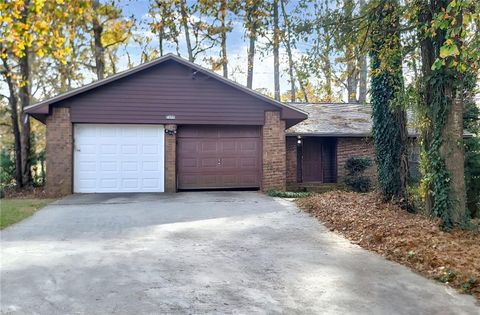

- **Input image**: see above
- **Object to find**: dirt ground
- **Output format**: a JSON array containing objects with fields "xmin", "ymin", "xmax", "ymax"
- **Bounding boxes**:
[
  {"xmin": 297, "ymin": 191, "xmax": 480, "ymax": 300},
  {"xmin": 3, "ymin": 186, "xmax": 49, "ymax": 199}
]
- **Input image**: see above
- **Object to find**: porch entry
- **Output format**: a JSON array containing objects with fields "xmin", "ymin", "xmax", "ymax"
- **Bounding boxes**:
[{"xmin": 300, "ymin": 137, "xmax": 337, "ymax": 183}]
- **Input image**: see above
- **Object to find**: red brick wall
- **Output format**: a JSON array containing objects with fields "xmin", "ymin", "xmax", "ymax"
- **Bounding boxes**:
[
  {"xmin": 45, "ymin": 107, "xmax": 73, "ymax": 196},
  {"xmin": 262, "ymin": 111, "xmax": 286, "ymax": 191},
  {"xmin": 286, "ymin": 136, "xmax": 297, "ymax": 185},
  {"xmin": 164, "ymin": 124, "xmax": 177, "ymax": 192},
  {"xmin": 337, "ymin": 137, "xmax": 376, "ymax": 182}
]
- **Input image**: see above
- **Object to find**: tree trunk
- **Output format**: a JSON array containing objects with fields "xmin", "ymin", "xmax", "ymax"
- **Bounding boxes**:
[
  {"xmin": 92, "ymin": 0, "xmax": 105, "ymax": 80},
  {"xmin": 17, "ymin": 0, "xmax": 32, "ymax": 186},
  {"xmin": 247, "ymin": 34, "xmax": 255, "ymax": 89},
  {"xmin": 1, "ymin": 55, "xmax": 23, "ymax": 188},
  {"xmin": 441, "ymin": 80, "xmax": 467, "ymax": 223},
  {"xmin": 108, "ymin": 51, "xmax": 117, "ymax": 74},
  {"xmin": 418, "ymin": 5, "xmax": 435, "ymax": 214},
  {"xmin": 295, "ymin": 66, "xmax": 309, "ymax": 103},
  {"xmin": 322, "ymin": 31, "xmax": 333, "ymax": 101},
  {"xmin": 180, "ymin": 0, "xmax": 193, "ymax": 62},
  {"xmin": 396, "ymin": 104, "xmax": 409, "ymax": 204},
  {"xmin": 245, "ymin": 2, "xmax": 258, "ymax": 89},
  {"xmin": 357, "ymin": 0, "xmax": 367, "ymax": 104},
  {"xmin": 159, "ymin": 31, "xmax": 164, "ymax": 56},
  {"xmin": 280, "ymin": 0, "xmax": 295, "ymax": 102},
  {"xmin": 369, "ymin": 0, "xmax": 408, "ymax": 205},
  {"xmin": 344, "ymin": 0, "xmax": 357, "ymax": 103},
  {"xmin": 18, "ymin": 53, "xmax": 32, "ymax": 186},
  {"xmin": 157, "ymin": 0, "xmax": 165, "ymax": 56},
  {"xmin": 416, "ymin": 0, "xmax": 467, "ymax": 225},
  {"xmin": 220, "ymin": 0, "xmax": 228, "ymax": 78},
  {"xmin": 358, "ymin": 55, "xmax": 367, "ymax": 103},
  {"xmin": 346, "ymin": 54, "xmax": 358, "ymax": 103},
  {"xmin": 440, "ymin": 6, "xmax": 467, "ymax": 224},
  {"xmin": 273, "ymin": 0, "xmax": 280, "ymax": 101}
]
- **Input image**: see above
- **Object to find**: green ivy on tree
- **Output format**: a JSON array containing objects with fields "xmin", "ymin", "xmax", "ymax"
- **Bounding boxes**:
[
  {"xmin": 415, "ymin": 0, "xmax": 480, "ymax": 228},
  {"xmin": 368, "ymin": 0, "xmax": 409, "ymax": 205}
]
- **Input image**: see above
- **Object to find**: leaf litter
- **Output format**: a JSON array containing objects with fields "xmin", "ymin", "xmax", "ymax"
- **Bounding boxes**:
[{"xmin": 296, "ymin": 191, "xmax": 480, "ymax": 300}]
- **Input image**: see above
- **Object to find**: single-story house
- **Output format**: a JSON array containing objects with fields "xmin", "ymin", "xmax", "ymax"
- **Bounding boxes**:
[
  {"xmin": 26, "ymin": 54, "xmax": 307, "ymax": 195},
  {"xmin": 25, "ymin": 53, "xmax": 392, "ymax": 196}
]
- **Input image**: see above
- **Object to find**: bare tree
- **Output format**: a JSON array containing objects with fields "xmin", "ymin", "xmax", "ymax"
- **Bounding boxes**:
[
  {"xmin": 273, "ymin": 0, "xmax": 281, "ymax": 100},
  {"xmin": 280, "ymin": 0, "xmax": 296, "ymax": 102}
]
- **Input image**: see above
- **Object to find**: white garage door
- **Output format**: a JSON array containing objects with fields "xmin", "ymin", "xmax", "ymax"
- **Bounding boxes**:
[{"xmin": 74, "ymin": 124, "xmax": 165, "ymax": 193}]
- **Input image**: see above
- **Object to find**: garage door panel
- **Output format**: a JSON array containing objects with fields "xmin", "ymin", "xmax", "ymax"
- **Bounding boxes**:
[
  {"xmin": 74, "ymin": 124, "xmax": 164, "ymax": 193},
  {"xmin": 122, "ymin": 179, "xmax": 139, "ymax": 189},
  {"xmin": 121, "ymin": 144, "xmax": 138, "ymax": 154},
  {"xmin": 239, "ymin": 157, "xmax": 257, "ymax": 168},
  {"xmin": 177, "ymin": 125, "xmax": 260, "ymax": 189}
]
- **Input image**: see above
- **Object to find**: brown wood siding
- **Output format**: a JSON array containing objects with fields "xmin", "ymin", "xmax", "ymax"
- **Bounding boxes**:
[{"xmin": 62, "ymin": 60, "xmax": 278, "ymax": 125}]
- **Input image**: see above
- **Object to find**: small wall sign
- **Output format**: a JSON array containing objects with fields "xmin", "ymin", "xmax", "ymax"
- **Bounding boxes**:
[{"xmin": 166, "ymin": 115, "xmax": 176, "ymax": 120}]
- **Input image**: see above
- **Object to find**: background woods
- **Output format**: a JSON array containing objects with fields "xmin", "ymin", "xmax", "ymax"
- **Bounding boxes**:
[{"xmin": 0, "ymin": 0, "xmax": 479, "ymax": 226}]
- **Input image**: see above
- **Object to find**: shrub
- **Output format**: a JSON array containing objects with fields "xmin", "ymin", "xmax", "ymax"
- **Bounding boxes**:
[
  {"xmin": 345, "ymin": 157, "xmax": 372, "ymax": 174},
  {"xmin": 345, "ymin": 176, "xmax": 371, "ymax": 193},
  {"xmin": 267, "ymin": 190, "xmax": 313, "ymax": 198},
  {"xmin": 344, "ymin": 156, "xmax": 372, "ymax": 193},
  {"xmin": 0, "ymin": 149, "xmax": 15, "ymax": 189}
]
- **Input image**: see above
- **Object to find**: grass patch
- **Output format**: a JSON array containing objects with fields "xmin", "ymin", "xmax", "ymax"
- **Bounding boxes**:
[
  {"xmin": 267, "ymin": 190, "xmax": 314, "ymax": 198},
  {"xmin": 0, "ymin": 199, "xmax": 53, "ymax": 229}
]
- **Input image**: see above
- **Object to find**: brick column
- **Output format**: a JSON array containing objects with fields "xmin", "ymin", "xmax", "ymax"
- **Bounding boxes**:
[
  {"xmin": 262, "ymin": 111, "xmax": 286, "ymax": 191},
  {"xmin": 46, "ymin": 107, "xmax": 73, "ymax": 196},
  {"xmin": 164, "ymin": 124, "xmax": 177, "ymax": 192}
]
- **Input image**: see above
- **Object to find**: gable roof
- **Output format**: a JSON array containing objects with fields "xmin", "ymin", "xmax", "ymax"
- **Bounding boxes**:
[
  {"xmin": 25, "ymin": 54, "xmax": 307, "ymax": 125},
  {"xmin": 286, "ymin": 103, "xmax": 419, "ymax": 137}
]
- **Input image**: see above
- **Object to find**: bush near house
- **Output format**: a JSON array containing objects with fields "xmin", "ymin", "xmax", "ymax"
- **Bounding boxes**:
[{"xmin": 344, "ymin": 156, "xmax": 373, "ymax": 193}]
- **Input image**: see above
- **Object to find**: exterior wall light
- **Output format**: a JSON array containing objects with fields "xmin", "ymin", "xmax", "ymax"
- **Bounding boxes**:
[
  {"xmin": 297, "ymin": 135, "xmax": 302, "ymax": 145},
  {"xmin": 165, "ymin": 129, "xmax": 177, "ymax": 136}
]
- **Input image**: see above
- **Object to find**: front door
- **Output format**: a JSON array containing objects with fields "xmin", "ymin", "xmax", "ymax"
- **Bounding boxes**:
[{"xmin": 302, "ymin": 138, "xmax": 323, "ymax": 182}]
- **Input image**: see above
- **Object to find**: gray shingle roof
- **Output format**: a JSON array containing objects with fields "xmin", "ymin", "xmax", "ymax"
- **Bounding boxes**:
[{"xmin": 285, "ymin": 103, "xmax": 420, "ymax": 137}]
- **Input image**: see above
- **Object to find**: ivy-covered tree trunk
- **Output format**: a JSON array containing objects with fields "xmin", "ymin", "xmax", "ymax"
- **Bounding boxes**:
[
  {"xmin": 368, "ymin": 0, "xmax": 409, "ymax": 204},
  {"xmin": 417, "ymin": 0, "xmax": 468, "ymax": 228}
]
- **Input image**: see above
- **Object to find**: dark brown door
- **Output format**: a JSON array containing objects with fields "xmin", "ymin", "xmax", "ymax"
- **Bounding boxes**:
[
  {"xmin": 177, "ymin": 126, "xmax": 261, "ymax": 189},
  {"xmin": 302, "ymin": 138, "xmax": 323, "ymax": 182}
]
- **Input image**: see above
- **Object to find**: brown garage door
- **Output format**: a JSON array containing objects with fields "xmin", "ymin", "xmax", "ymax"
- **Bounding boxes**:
[{"xmin": 177, "ymin": 125, "xmax": 261, "ymax": 189}]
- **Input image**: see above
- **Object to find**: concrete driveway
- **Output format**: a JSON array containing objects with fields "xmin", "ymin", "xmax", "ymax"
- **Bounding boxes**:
[{"xmin": 1, "ymin": 192, "xmax": 478, "ymax": 314}]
